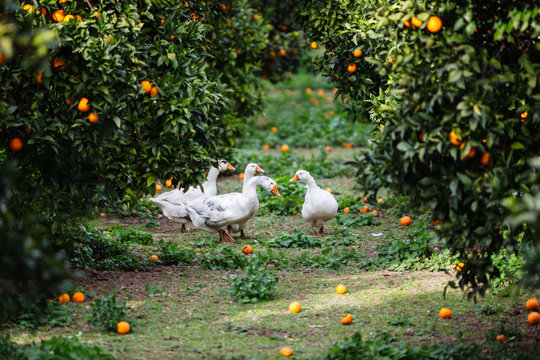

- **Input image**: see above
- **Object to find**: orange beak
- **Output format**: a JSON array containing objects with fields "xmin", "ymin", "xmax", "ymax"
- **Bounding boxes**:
[
  {"xmin": 290, "ymin": 174, "xmax": 299, "ymax": 182},
  {"xmin": 227, "ymin": 163, "xmax": 235, "ymax": 171},
  {"xmin": 271, "ymin": 185, "xmax": 280, "ymax": 197},
  {"xmin": 256, "ymin": 166, "xmax": 264, "ymax": 173}
]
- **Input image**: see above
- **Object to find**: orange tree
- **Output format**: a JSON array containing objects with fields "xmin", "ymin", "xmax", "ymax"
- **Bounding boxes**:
[
  {"xmin": 300, "ymin": 0, "xmax": 540, "ymax": 296},
  {"xmin": 0, "ymin": 0, "xmax": 295, "ymax": 317}
]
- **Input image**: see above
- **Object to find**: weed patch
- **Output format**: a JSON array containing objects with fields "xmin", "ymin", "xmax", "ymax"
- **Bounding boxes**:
[
  {"xmin": 266, "ymin": 230, "xmax": 322, "ymax": 248},
  {"xmin": 89, "ymin": 293, "xmax": 128, "ymax": 332},
  {"xmin": 229, "ymin": 257, "xmax": 279, "ymax": 303}
]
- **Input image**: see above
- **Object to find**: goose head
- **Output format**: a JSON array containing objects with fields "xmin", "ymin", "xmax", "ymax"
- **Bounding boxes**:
[
  {"xmin": 217, "ymin": 159, "xmax": 235, "ymax": 172},
  {"xmin": 289, "ymin": 170, "xmax": 310, "ymax": 182},
  {"xmin": 251, "ymin": 176, "xmax": 280, "ymax": 197},
  {"xmin": 244, "ymin": 162, "xmax": 264, "ymax": 176}
]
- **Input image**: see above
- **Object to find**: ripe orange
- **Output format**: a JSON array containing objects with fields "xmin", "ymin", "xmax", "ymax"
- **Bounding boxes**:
[
  {"xmin": 326, "ymin": 188, "xmax": 332, "ymax": 193},
  {"xmin": 449, "ymin": 130, "xmax": 462, "ymax": 146},
  {"xmin": 40, "ymin": 7, "xmax": 47, "ymax": 16},
  {"xmin": 427, "ymin": 16, "xmax": 442, "ymax": 33},
  {"xmin": 88, "ymin": 112, "xmax": 99, "ymax": 123},
  {"xmin": 242, "ymin": 245, "xmax": 253, "ymax": 255},
  {"xmin": 455, "ymin": 262, "xmax": 465, "ymax": 271},
  {"xmin": 305, "ymin": 88, "xmax": 312, "ymax": 94},
  {"xmin": 35, "ymin": 72, "xmax": 43, "ymax": 84},
  {"xmin": 170, "ymin": 35, "xmax": 175, "ymax": 40},
  {"xmin": 439, "ymin": 308, "xmax": 452, "ymax": 319},
  {"xmin": 149, "ymin": 255, "xmax": 159, "ymax": 262},
  {"xmin": 252, "ymin": 14, "xmax": 259, "ymax": 20},
  {"xmin": 280, "ymin": 347, "xmax": 293, "ymax": 357},
  {"xmin": 377, "ymin": 199, "xmax": 383, "ymax": 204},
  {"xmin": 343, "ymin": 207, "xmax": 350, "ymax": 214},
  {"xmin": 459, "ymin": 143, "xmax": 476, "ymax": 161},
  {"xmin": 403, "ymin": 20, "xmax": 411, "ymax": 27},
  {"xmin": 281, "ymin": 144, "xmax": 289, "ymax": 152},
  {"xmin": 480, "ymin": 152, "xmax": 491, "ymax": 166},
  {"xmin": 341, "ymin": 314, "xmax": 353, "ymax": 325},
  {"xmin": 325, "ymin": 146, "xmax": 333, "ymax": 152},
  {"xmin": 528, "ymin": 312, "xmax": 540, "ymax": 326},
  {"xmin": 288, "ymin": 301, "xmax": 301, "ymax": 313},
  {"xmin": 363, "ymin": 196, "xmax": 367, "ymax": 202},
  {"xmin": 165, "ymin": 178, "xmax": 173, "ymax": 187},
  {"xmin": 310, "ymin": 41, "xmax": 318, "ymax": 49},
  {"xmin": 238, "ymin": 172, "xmax": 244, "ymax": 180},
  {"xmin": 495, "ymin": 334, "xmax": 507, "ymax": 342},
  {"xmin": 526, "ymin": 298, "xmax": 539, "ymax": 311},
  {"xmin": 279, "ymin": 49, "xmax": 286, "ymax": 57},
  {"xmin": 521, "ymin": 111, "xmax": 528, "ymax": 119},
  {"xmin": 52, "ymin": 9, "xmax": 65, "ymax": 22},
  {"xmin": 432, "ymin": 219, "xmax": 440, "ymax": 225},
  {"xmin": 59, "ymin": 293, "xmax": 70, "ymax": 303},
  {"xmin": 263, "ymin": 144, "xmax": 270, "ymax": 150},
  {"xmin": 63, "ymin": 14, "xmax": 75, "ymax": 22},
  {"xmin": 400, "ymin": 216, "xmax": 411, "ymax": 226},
  {"xmin": 117, "ymin": 321, "xmax": 130, "ymax": 334},
  {"xmin": 336, "ymin": 284, "xmax": 346, "ymax": 294},
  {"xmin": 9, "ymin": 138, "xmax": 23, "ymax": 151},
  {"xmin": 54, "ymin": 58, "xmax": 66, "ymax": 69},
  {"xmin": 75, "ymin": 14, "xmax": 82, "ymax": 20},
  {"xmin": 150, "ymin": 86, "xmax": 158, "ymax": 97},
  {"xmin": 371, "ymin": 210, "xmax": 378, "ymax": 216},
  {"xmin": 353, "ymin": 49, "xmax": 362, "ymax": 57},
  {"xmin": 347, "ymin": 63, "xmax": 357, "ymax": 73},
  {"xmin": 22, "ymin": 4, "xmax": 34, "ymax": 12},
  {"xmin": 343, "ymin": 143, "xmax": 353, "ymax": 148},
  {"xmin": 78, "ymin": 98, "xmax": 90, "ymax": 112},
  {"xmin": 72, "ymin": 292, "xmax": 85, "ymax": 303},
  {"xmin": 156, "ymin": 184, "xmax": 162, "ymax": 192},
  {"xmin": 269, "ymin": 51, "xmax": 276, "ymax": 58},
  {"xmin": 388, "ymin": 58, "xmax": 394, "ymax": 63},
  {"xmin": 271, "ymin": 126, "xmax": 278, "ymax": 132},
  {"xmin": 411, "ymin": 17, "xmax": 423, "ymax": 27},
  {"xmin": 100, "ymin": 212, "xmax": 106, "ymax": 217},
  {"xmin": 141, "ymin": 80, "xmax": 152, "ymax": 93}
]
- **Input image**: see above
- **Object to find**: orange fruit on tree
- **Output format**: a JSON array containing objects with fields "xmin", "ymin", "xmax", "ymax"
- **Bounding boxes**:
[
  {"xmin": 63, "ymin": 14, "xmax": 75, "ymax": 22},
  {"xmin": 288, "ymin": 301, "xmax": 301, "ymax": 313},
  {"xmin": 403, "ymin": 20, "xmax": 411, "ymax": 27},
  {"xmin": 455, "ymin": 262, "xmax": 465, "ymax": 271},
  {"xmin": 279, "ymin": 49, "xmax": 286, "ymax": 57},
  {"xmin": 238, "ymin": 172, "xmax": 244, "ymax": 180},
  {"xmin": 35, "ymin": 72, "xmax": 43, "ymax": 84},
  {"xmin": 353, "ymin": 49, "xmax": 362, "ymax": 57},
  {"xmin": 280, "ymin": 347, "xmax": 293, "ymax": 357},
  {"xmin": 341, "ymin": 314, "xmax": 353, "ymax": 325},
  {"xmin": 363, "ymin": 196, "xmax": 367, "ymax": 202},
  {"xmin": 165, "ymin": 178, "xmax": 173, "ymax": 187},
  {"xmin": 252, "ymin": 14, "xmax": 259, "ymax": 20},
  {"xmin": 75, "ymin": 14, "xmax": 82, "ymax": 20},
  {"xmin": 100, "ymin": 212, "xmax": 106, "ymax": 217},
  {"xmin": 449, "ymin": 130, "xmax": 462, "ymax": 146},
  {"xmin": 521, "ymin": 111, "xmax": 528, "ymax": 119},
  {"xmin": 242, "ymin": 245, "xmax": 253, "ymax": 255},
  {"xmin": 54, "ymin": 58, "xmax": 66, "ymax": 69},
  {"xmin": 343, "ymin": 207, "xmax": 350, "ymax": 214},
  {"xmin": 336, "ymin": 284, "xmax": 347, "ymax": 294},
  {"xmin": 40, "ymin": 7, "xmax": 47, "ymax": 16},
  {"xmin": 427, "ymin": 16, "xmax": 442, "ymax": 33},
  {"xmin": 411, "ymin": 17, "xmax": 423, "ymax": 27},
  {"xmin": 495, "ymin": 334, "xmax": 507, "ymax": 342},
  {"xmin": 88, "ymin": 112, "xmax": 99, "ymax": 123},
  {"xmin": 526, "ymin": 298, "xmax": 539, "ymax": 311},
  {"xmin": 528, "ymin": 312, "xmax": 540, "ymax": 326},
  {"xmin": 459, "ymin": 143, "xmax": 476, "ymax": 161},
  {"xmin": 310, "ymin": 41, "xmax": 318, "ymax": 49},
  {"xmin": 72, "ymin": 292, "xmax": 85, "ymax": 303},
  {"xmin": 400, "ymin": 216, "xmax": 411, "ymax": 226},
  {"xmin": 269, "ymin": 51, "xmax": 276, "ymax": 58},
  {"xmin": 281, "ymin": 144, "xmax": 289, "ymax": 152},
  {"xmin": 78, "ymin": 97, "xmax": 90, "ymax": 112},
  {"xmin": 480, "ymin": 152, "xmax": 491, "ymax": 166},
  {"xmin": 141, "ymin": 80, "xmax": 152, "ymax": 93},
  {"xmin": 150, "ymin": 86, "xmax": 158, "ymax": 97},
  {"xmin": 59, "ymin": 293, "xmax": 70, "ymax": 303},
  {"xmin": 347, "ymin": 63, "xmax": 357, "ymax": 73},
  {"xmin": 271, "ymin": 126, "xmax": 278, "ymax": 132},
  {"xmin": 9, "ymin": 138, "xmax": 23, "ymax": 151},
  {"xmin": 22, "ymin": 4, "xmax": 34, "ymax": 12},
  {"xmin": 117, "ymin": 321, "xmax": 130, "ymax": 334},
  {"xmin": 149, "ymin": 255, "xmax": 159, "ymax": 262},
  {"xmin": 156, "ymin": 184, "xmax": 162, "ymax": 192},
  {"xmin": 377, "ymin": 199, "xmax": 383, "ymax": 204},
  {"xmin": 439, "ymin": 307, "xmax": 452, "ymax": 319},
  {"xmin": 52, "ymin": 9, "xmax": 65, "ymax": 22}
]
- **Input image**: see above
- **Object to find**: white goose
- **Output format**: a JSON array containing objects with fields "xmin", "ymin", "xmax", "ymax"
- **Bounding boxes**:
[
  {"xmin": 150, "ymin": 160, "xmax": 234, "ymax": 231},
  {"xmin": 186, "ymin": 176, "xmax": 280, "ymax": 243},
  {"xmin": 290, "ymin": 170, "xmax": 338, "ymax": 235},
  {"xmin": 228, "ymin": 163, "xmax": 265, "ymax": 238}
]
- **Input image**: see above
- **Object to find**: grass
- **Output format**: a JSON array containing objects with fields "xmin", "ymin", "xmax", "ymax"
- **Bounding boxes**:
[{"xmin": 2, "ymin": 73, "xmax": 540, "ymax": 359}]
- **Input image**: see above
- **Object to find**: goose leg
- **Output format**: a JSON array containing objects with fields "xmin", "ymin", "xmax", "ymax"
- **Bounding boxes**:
[
  {"xmin": 239, "ymin": 229, "xmax": 254, "ymax": 239},
  {"xmin": 219, "ymin": 230, "xmax": 236, "ymax": 243},
  {"xmin": 318, "ymin": 225, "xmax": 324, "ymax": 236}
]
